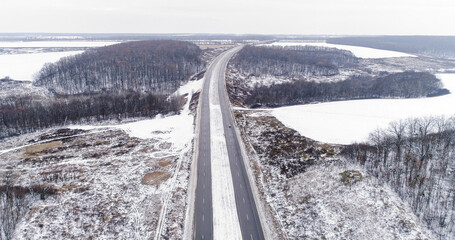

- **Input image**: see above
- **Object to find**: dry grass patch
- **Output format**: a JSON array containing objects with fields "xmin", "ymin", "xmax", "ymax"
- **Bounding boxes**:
[
  {"xmin": 23, "ymin": 141, "xmax": 62, "ymax": 158},
  {"xmin": 141, "ymin": 171, "xmax": 171, "ymax": 186},
  {"xmin": 158, "ymin": 161, "xmax": 172, "ymax": 167}
]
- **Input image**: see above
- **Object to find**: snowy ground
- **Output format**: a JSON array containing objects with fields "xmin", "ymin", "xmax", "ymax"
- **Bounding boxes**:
[
  {"xmin": 234, "ymin": 110, "xmax": 436, "ymax": 240},
  {"xmin": 266, "ymin": 41, "xmax": 416, "ymax": 58},
  {"xmin": 0, "ymin": 78, "xmax": 202, "ymax": 239},
  {"xmin": 271, "ymin": 74, "xmax": 455, "ymax": 144}
]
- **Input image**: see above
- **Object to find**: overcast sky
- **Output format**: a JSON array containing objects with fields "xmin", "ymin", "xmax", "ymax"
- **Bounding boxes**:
[{"xmin": 0, "ymin": 0, "xmax": 454, "ymax": 35}]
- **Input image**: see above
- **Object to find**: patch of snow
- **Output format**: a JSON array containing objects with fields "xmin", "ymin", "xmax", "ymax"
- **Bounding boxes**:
[
  {"xmin": 0, "ymin": 51, "xmax": 83, "ymax": 81},
  {"xmin": 266, "ymin": 41, "xmax": 416, "ymax": 59},
  {"xmin": 246, "ymin": 75, "xmax": 293, "ymax": 88},
  {"xmin": 172, "ymin": 79, "xmax": 204, "ymax": 98},
  {"xmin": 271, "ymin": 74, "xmax": 455, "ymax": 144}
]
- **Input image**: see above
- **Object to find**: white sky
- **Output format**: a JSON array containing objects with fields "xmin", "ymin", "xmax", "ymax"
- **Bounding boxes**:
[{"xmin": 0, "ymin": 0, "xmax": 454, "ymax": 35}]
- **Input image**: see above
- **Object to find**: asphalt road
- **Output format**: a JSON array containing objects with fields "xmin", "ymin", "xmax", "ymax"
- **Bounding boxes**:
[{"xmin": 193, "ymin": 46, "xmax": 265, "ymax": 240}]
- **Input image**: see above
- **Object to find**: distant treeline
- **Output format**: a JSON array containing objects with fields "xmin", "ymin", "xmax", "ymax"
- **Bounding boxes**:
[
  {"xmin": 230, "ymin": 45, "xmax": 358, "ymax": 79},
  {"xmin": 34, "ymin": 40, "xmax": 204, "ymax": 95},
  {"xmin": 0, "ymin": 92, "xmax": 184, "ymax": 139},
  {"xmin": 327, "ymin": 36, "xmax": 455, "ymax": 59},
  {"xmin": 245, "ymin": 71, "xmax": 447, "ymax": 107},
  {"xmin": 342, "ymin": 116, "xmax": 455, "ymax": 239}
]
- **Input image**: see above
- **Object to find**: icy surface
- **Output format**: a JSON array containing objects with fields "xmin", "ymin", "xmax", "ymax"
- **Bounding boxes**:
[
  {"xmin": 267, "ymin": 41, "xmax": 416, "ymax": 59},
  {"xmin": 0, "ymin": 51, "xmax": 83, "ymax": 80},
  {"xmin": 271, "ymin": 74, "xmax": 455, "ymax": 144}
]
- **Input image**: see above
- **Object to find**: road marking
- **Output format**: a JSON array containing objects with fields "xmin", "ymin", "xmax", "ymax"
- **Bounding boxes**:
[
  {"xmin": 202, "ymin": 214, "xmax": 205, "ymax": 222},
  {"xmin": 246, "ymin": 214, "xmax": 249, "ymax": 221},
  {"xmin": 203, "ymin": 184, "xmax": 205, "ymax": 189},
  {"xmin": 203, "ymin": 197, "xmax": 205, "ymax": 204},
  {"xmin": 250, "ymin": 234, "xmax": 254, "ymax": 240},
  {"xmin": 237, "ymin": 172, "xmax": 240, "ymax": 177},
  {"xmin": 243, "ymin": 197, "xmax": 245, "ymax": 203}
]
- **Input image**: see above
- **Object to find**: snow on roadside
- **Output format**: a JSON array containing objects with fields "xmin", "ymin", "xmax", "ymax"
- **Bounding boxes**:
[
  {"xmin": 271, "ymin": 74, "xmax": 455, "ymax": 144},
  {"xmin": 266, "ymin": 41, "xmax": 416, "ymax": 59}
]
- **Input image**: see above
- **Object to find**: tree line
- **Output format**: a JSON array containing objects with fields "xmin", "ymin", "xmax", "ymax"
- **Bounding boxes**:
[
  {"xmin": 34, "ymin": 40, "xmax": 204, "ymax": 95},
  {"xmin": 342, "ymin": 116, "xmax": 455, "ymax": 239},
  {"xmin": 244, "ymin": 71, "xmax": 447, "ymax": 107},
  {"xmin": 230, "ymin": 45, "xmax": 358, "ymax": 79},
  {"xmin": 0, "ymin": 92, "xmax": 184, "ymax": 139}
]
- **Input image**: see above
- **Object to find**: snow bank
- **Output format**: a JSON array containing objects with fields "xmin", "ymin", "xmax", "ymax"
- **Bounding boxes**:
[
  {"xmin": 267, "ymin": 41, "xmax": 416, "ymax": 59},
  {"xmin": 271, "ymin": 74, "xmax": 455, "ymax": 144}
]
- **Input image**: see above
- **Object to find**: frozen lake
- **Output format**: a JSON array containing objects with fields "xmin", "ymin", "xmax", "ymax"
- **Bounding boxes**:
[
  {"xmin": 271, "ymin": 74, "xmax": 455, "ymax": 144},
  {"xmin": 0, "ymin": 41, "xmax": 120, "ymax": 80},
  {"xmin": 267, "ymin": 41, "xmax": 416, "ymax": 59}
]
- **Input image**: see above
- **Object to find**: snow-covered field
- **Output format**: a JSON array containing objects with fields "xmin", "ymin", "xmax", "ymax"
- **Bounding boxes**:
[
  {"xmin": 271, "ymin": 74, "xmax": 455, "ymax": 144},
  {"xmin": 0, "ymin": 41, "xmax": 120, "ymax": 48},
  {"xmin": 0, "ymin": 40, "xmax": 120, "ymax": 80},
  {"xmin": 0, "ymin": 51, "xmax": 83, "ymax": 80},
  {"xmin": 267, "ymin": 41, "xmax": 416, "ymax": 58}
]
